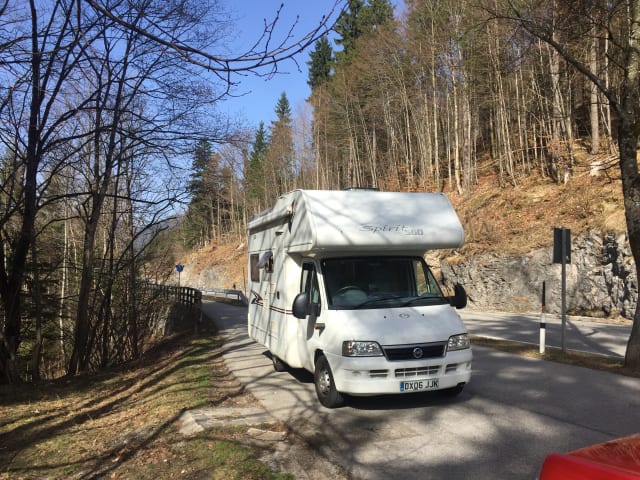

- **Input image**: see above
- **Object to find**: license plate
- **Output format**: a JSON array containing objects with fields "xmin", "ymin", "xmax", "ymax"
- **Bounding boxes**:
[{"xmin": 400, "ymin": 379, "xmax": 439, "ymax": 392}]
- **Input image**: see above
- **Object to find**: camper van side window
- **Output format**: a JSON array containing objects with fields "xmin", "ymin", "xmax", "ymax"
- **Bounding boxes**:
[
  {"xmin": 250, "ymin": 254, "xmax": 260, "ymax": 282},
  {"xmin": 257, "ymin": 251, "xmax": 274, "ymax": 274},
  {"xmin": 256, "ymin": 250, "xmax": 274, "ymax": 277},
  {"xmin": 301, "ymin": 262, "xmax": 320, "ymax": 305}
]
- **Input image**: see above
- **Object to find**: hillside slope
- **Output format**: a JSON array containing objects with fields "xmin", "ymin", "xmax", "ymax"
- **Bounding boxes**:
[
  {"xmin": 452, "ymin": 170, "xmax": 625, "ymax": 258},
  {"xmin": 177, "ymin": 155, "xmax": 628, "ymax": 316}
]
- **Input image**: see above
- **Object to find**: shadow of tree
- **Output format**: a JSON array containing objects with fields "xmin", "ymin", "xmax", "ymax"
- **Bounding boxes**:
[{"xmin": 0, "ymin": 313, "xmax": 256, "ymax": 479}]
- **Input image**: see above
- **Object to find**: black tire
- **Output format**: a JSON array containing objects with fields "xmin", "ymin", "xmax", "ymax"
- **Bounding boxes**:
[
  {"xmin": 443, "ymin": 383, "xmax": 465, "ymax": 397},
  {"xmin": 272, "ymin": 354, "xmax": 287, "ymax": 372},
  {"xmin": 314, "ymin": 355, "xmax": 345, "ymax": 408}
]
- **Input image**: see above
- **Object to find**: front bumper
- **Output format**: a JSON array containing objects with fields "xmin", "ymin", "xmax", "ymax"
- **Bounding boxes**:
[{"xmin": 326, "ymin": 348, "xmax": 472, "ymax": 396}]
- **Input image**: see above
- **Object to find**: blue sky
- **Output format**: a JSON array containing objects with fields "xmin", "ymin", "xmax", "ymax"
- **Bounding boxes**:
[
  {"xmin": 220, "ymin": 0, "xmax": 405, "ymax": 130},
  {"xmin": 220, "ymin": 0, "xmax": 344, "ymax": 129}
]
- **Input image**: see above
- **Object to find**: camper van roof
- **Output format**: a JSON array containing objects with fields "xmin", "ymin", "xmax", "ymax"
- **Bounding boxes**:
[{"xmin": 247, "ymin": 189, "xmax": 464, "ymax": 254}]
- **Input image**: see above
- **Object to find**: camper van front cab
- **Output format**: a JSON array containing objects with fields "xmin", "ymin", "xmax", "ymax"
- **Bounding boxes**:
[{"xmin": 247, "ymin": 189, "xmax": 472, "ymax": 408}]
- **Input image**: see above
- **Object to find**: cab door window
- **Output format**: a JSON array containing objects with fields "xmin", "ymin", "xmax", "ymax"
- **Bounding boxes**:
[{"xmin": 300, "ymin": 262, "xmax": 320, "ymax": 307}]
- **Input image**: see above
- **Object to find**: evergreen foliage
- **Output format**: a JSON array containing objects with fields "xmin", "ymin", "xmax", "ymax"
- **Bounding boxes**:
[
  {"xmin": 334, "ymin": 0, "xmax": 365, "ymax": 65},
  {"xmin": 273, "ymin": 92, "xmax": 292, "ymax": 122},
  {"xmin": 307, "ymin": 36, "xmax": 334, "ymax": 90},
  {"xmin": 334, "ymin": 0, "xmax": 394, "ymax": 65},
  {"xmin": 183, "ymin": 139, "xmax": 215, "ymax": 248},
  {"xmin": 358, "ymin": 0, "xmax": 395, "ymax": 34},
  {"xmin": 265, "ymin": 92, "xmax": 295, "ymax": 195},
  {"xmin": 245, "ymin": 122, "xmax": 269, "ymax": 209}
]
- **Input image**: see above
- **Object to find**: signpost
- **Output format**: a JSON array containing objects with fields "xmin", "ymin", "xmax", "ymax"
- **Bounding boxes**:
[
  {"xmin": 539, "ymin": 281, "xmax": 546, "ymax": 354},
  {"xmin": 552, "ymin": 227, "xmax": 571, "ymax": 352},
  {"xmin": 176, "ymin": 263, "xmax": 184, "ymax": 287}
]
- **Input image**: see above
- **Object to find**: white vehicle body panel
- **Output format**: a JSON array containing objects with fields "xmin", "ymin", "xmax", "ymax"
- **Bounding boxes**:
[{"xmin": 247, "ymin": 189, "xmax": 471, "ymax": 398}]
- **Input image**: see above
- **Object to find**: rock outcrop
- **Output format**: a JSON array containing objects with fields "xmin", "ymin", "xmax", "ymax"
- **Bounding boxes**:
[{"xmin": 440, "ymin": 231, "xmax": 637, "ymax": 319}]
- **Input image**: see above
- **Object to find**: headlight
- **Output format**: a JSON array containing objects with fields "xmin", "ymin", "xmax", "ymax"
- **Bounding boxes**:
[
  {"xmin": 342, "ymin": 341, "xmax": 383, "ymax": 357},
  {"xmin": 448, "ymin": 333, "xmax": 470, "ymax": 351}
]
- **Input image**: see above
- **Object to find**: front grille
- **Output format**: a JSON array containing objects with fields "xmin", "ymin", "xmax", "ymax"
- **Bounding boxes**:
[
  {"xmin": 383, "ymin": 342, "xmax": 446, "ymax": 361},
  {"xmin": 369, "ymin": 369, "xmax": 388, "ymax": 378},
  {"xmin": 395, "ymin": 366, "xmax": 440, "ymax": 378}
]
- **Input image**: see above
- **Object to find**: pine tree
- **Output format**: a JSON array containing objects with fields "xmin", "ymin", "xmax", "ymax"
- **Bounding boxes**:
[
  {"xmin": 359, "ymin": 0, "xmax": 394, "ymax": 33},
  {"xmin": 189, "ymin": 139, "xmax": 212, "ymax": 198},
  {"xmin": 334, "ymin": 0, "xmax": 365, "ymax": 65},
  {"xmin": 265, "ymin": 93, "xmax": 295, "ymax": 197},
  {"xmin": 183, "ymin": 139, "xmax": 215, "ymax": 247},
  {"xmin": 274, "ymin": 91, "xmax": 292, "ymax": 121},
  {"xmin": 246, "ymin": 122, "xmax": 269, "ymax": 208},
  {"xmin": 334, "ymin": 0, "xmax": 394, "ymax": 66},
  {"xmin": 307, "ymin": 36, "xmax": 334, "ymax": 90}
]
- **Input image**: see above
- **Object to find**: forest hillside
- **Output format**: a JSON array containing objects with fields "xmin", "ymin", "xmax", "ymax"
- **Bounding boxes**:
[{"xmin": 176, "ymin": 145, "xmax": 627, "ymax": 297}]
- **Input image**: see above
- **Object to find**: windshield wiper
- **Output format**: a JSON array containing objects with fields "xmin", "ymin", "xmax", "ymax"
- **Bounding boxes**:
[
  {"xmin": 402, "ymin": 295, "xmax": 448, "ymax": 306},
  {"xmin": 354, "ymin": 294, "xmax": 404, "ymax": 308}
]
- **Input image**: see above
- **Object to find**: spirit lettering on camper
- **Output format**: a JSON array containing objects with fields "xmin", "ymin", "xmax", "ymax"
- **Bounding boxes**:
[{"xmin": 360, "ymin": 224, "xmax": 424, "ymax": 236}]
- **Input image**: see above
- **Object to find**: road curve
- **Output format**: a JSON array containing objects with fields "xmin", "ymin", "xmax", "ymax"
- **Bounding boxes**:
[{"xmin": 202, "ymin": 300, "xmax": 640, "ymax": 480}]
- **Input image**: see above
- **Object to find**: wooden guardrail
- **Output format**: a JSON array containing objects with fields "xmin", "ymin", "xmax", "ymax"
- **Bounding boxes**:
[
  {"xmin": 144, "ymin": 283, "xmax": 202, "ymax": 306},
  {"xmin": 142, "ymin": 283, "xmax": 247, "ymax": 306}
]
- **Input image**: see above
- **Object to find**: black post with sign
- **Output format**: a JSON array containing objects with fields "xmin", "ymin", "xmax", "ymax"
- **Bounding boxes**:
[{"xmin": 552, "ymin": 227, "xmax": 571, "ymax": 352}]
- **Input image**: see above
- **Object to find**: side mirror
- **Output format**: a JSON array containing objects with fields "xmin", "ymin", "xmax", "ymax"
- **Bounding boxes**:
[
  {"xmin": 448, "ymin": 284, "xmax": 467, "ymax": 309},
  {"xmin": 292, "ymin": 292, "xmax": 310, "ymax": 319}
]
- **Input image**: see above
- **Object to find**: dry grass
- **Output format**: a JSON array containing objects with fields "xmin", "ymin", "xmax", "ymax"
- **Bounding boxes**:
[
  {"xmin": 451, "ymin": 170, "xmax": 625, "ymax": 258},
  {"xmin": 0, "ymin": 317, "xmax": 293, "ymax": 480},
  {"xmin": 178, "ymin": 239, "xmax": 248, "ymax": 292},
  {"xmin": 470, "ymin": 335, "xmax": 639, "ymax": 378}
]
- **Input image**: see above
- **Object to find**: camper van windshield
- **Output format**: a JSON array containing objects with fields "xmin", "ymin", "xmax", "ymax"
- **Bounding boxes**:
[{"xmin": 322, "ymin": 257, "xmax": 447, "ymax": 309}]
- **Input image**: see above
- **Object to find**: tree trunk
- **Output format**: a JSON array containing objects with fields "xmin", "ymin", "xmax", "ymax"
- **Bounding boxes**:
[
  {"xmin": 549, "ymin": 31, "xmax": 562, "ymax": 181},
  {"xmin": 127, "ymin": 188, "xmax": 139, "ymax": 359},
  {"xmin": 68, "ymin": 199, "xmax": 101, "ymax": 375},
  {"xmin": 621, "ymin": 0, "xmax": 640, "ymax": 369},
  {"xmin": 0, "ymin": 3, "xmax": 42, "ymax": 382},
  {"xmin": 58, "ymin": 207, "xmax": 69, "ymax": 369},
  {"xmin": 29, "ymin": 237, "xmax": 44, "ymax": 381},
  {"xmin": 619, "ymin": 118, "xmax": 640, "ymax": 368},
  {"xmin": 589, "ymin": 28, "xmax": 600, "ymax": 154}
]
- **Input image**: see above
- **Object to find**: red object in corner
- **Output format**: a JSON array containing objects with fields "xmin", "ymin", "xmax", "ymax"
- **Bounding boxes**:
[{"xmin": 539, "ymin": 434, "xmax": 640, "ymax": 480}]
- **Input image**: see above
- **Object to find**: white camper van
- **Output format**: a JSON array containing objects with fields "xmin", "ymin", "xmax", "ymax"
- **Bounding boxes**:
[{"xmin": 247, "ymin": 189, "xmax": 471, "ymax": 408}]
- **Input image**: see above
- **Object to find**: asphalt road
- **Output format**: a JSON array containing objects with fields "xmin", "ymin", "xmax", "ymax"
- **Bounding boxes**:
[
  {"xmin": 202, "ymin": 301, "xmax": 640, "ymax": 480},
  {"xmin": 460, "ymin": 310, "xmax": 631, "ymax": 357}
]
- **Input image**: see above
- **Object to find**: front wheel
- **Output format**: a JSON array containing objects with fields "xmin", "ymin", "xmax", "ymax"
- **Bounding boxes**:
[
  {"xmin": 443, "ymin": 383, "xmax": 465, "ymax": 397},
  {"xmin": 272, "ymin": 354, "xmax": 287, "ymax": 372},
  {"xmin": 314, "ymin": 355, "xmax": 345, "ymax": 408}
]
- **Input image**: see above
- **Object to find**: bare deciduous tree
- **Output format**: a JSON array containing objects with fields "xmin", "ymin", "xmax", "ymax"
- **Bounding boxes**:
[{"xmin": 0, "ymin": 0, "xmax": 341, "ymax": 383}]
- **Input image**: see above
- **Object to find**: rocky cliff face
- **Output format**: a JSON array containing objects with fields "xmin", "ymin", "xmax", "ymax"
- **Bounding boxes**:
[
  {"xmin": 177, "ymin": 232, "xmax": 636, "ymax": 321},
  {"xmin": 440, "ymin": 231, "xmax": 637, "ymax": 319}
]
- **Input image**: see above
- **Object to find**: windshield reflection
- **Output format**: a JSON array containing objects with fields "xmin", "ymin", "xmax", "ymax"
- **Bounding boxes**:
[{"xmin": 321, "ymin": 257, "xmax": 447, "ymax": 309}]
